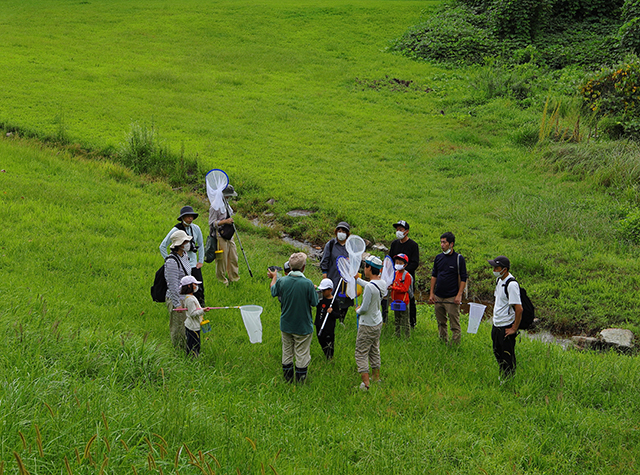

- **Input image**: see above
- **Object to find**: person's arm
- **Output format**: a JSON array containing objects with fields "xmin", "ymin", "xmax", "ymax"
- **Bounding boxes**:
[
  {"xmin": 506, "ymin": 304, "xmax": 523, "ymax": 336},
  {"xmin": 319, "ymin": 240, "xmax": 332, "ymax": 275},
  {"xmin": 159, "ymin": 229, "xmax": 175, "ymax": 259},
  {"xmin": 268, "ymin": 270, "xmax": 279, "ymax": 289},
  {"xmin": 186, "ymin": 296, "xmax": 204, "ymax": 321},
  {"xmin": 429, "ymin": 276, "xmax": 437, "ymax": 304},
  {"xmin": 356, "ymin": 284, "xmax": 373, "ymax": 314},
  {"xmin": 195, "ymin": 225, "xmax": 205, "ymax": 268},
  {"xmin": 164, "ymin": 257, "xmax": 182, "ymax": 307}
]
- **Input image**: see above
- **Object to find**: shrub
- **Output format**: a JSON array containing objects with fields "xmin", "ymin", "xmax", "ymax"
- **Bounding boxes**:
[{"xmin": 619, "ymin": 207, "xmax": 640, "ymax": 244}]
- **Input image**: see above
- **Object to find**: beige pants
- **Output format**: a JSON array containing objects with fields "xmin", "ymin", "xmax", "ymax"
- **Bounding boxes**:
[
  {"xmin": 167, "ymin": 300, "xmax": 187, "ymax": 350},
  {"xmin": 281, "ymin": 332, "xmax": 313, "ymax": 368},
  {"xmin": 355, "ymin": 323, "xmax": 382, "ymax": 373},
  {"xmin": 435, "ymin": 297, "xmax": 461, "ymax": 344},
  {"xmin": 216, "ymin": 237, "xmax": 239, "ymax": 284}
]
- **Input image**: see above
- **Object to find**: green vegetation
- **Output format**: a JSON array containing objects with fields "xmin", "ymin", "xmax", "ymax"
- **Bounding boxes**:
[{"xmin": 2, "ymin": 138, "xmax": 639, "ymax": 473}]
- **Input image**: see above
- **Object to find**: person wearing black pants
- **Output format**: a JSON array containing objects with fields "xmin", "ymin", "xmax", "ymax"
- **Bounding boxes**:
[
  {"xmin": 488, "ymin": 256, "xmax": 522, "ymax": 380},
  {"xmin": 388, "ymin": 220, "xmax": 420, "ymax": 327},
  {"xmin": 315, "ymin": 279, "xmax": 340, "ymax": 359}
]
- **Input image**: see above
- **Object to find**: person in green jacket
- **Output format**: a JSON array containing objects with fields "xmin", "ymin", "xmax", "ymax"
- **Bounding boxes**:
[{"xmin": 268, "ymin": 252, "xmax": 319, "ymax": 383}]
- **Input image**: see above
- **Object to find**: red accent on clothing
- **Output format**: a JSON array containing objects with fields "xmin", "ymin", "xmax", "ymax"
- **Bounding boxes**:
[{"xmin": 390, "ymin": 271, "xmax": 412, "ymax": 304}]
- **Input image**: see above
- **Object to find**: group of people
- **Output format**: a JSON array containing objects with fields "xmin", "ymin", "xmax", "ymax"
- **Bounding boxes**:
[
  {"xmin": 271, "ymin": 220, "xmax": 523, "ymax": 388},
  {"xmin": 159, "ymin": 185, "xmax": 241, "ymax": 357},
  {"xmin": 159, "ymin": 197, "xmax": 523, "ymax": 384}
]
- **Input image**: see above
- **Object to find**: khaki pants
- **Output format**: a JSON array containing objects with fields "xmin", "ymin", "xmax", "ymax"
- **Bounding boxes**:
[
  {"xmin": 216, "ymin": 237, "xmax": 239, "ymax": 284},
  {"xmin": 281, "ymin": 332, "xmax": 312, "ymax": 368},
  {"xmin": 435, "ymin": 297, "xmax": 461, "ymax": 344},
  {"xmin": 167, "ymin": 301, "xmax": 187, "ymax": 350},
  {"xmin": 355, "ymin": 323, "xmax": 382, "ymax": 373}
]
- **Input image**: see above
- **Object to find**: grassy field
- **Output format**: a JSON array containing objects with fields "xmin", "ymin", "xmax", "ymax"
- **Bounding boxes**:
[
  {"xmin": 3, "ymin": 0, "xmax": 640, "ymax": 332},
  {"xmin": 1, "ymin": 0, "xmax": 640, "ymax": 472},
  {"xmin": 2, "ymin": 138, "xmax": 639, "ymax": 474}
]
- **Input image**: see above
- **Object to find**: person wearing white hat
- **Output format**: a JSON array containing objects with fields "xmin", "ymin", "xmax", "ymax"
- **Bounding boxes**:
[
  {"xmin": 179, "ymin": 275, "xmax": 209, "ymax": 358},
  {"xmin": 165, "ymin": 230, "xmax": 192, "ymax": 350},
  {"xmin": 354, "ymin": 256, "xmax": 388, "ymax": 391},
  {"xmin": 160, "ymin": 205, "xmax": 206, "ymax": 305},
  {"xmin": 314, "ymin": 278, "xmax": 339, "ymax": 360}
]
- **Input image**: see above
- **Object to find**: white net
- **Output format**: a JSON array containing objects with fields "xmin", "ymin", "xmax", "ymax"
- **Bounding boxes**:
[
  {"xmin": 381, "ymin": 255, "xmax": 394, "ymax": 286},
  {"xmin": 336, "ymin": 256, "xmax": 355, "ymax": 298},
  {"xmin": 344, "ymin": 235, "xmax": 366, "ymax": 299},
  {"xmin": 206, "ymin": 169, "xmax": 229, "ymax": 213},
  {"xmin": 239, "ymin": 305, "xmax": 263, "ymax": 344}
]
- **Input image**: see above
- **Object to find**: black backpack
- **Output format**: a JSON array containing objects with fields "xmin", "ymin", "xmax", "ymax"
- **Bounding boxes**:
[
  {"xmin": 502, "ymin": 277, "xmax": 535, "ymax": 330},
  {"xmin": 151, "ymin": 255, "xmax": 188, "ymax": 303}
]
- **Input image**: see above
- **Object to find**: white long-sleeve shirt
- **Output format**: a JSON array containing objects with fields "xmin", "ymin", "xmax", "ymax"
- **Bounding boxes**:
[{"xmin": 355, "ymin": 277, "xmax": 388, "ymax": 326}]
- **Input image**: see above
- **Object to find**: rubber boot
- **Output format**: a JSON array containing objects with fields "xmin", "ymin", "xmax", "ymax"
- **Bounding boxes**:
[
  {"xmin": 282, "ymin": 364, "xmax": 294, "ymax": 383},
  {"xmin": 295, "ymin": 366, "xmax": 308, "ymax": 384}
]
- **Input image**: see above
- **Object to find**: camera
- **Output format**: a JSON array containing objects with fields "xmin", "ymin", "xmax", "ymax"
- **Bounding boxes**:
[
  {"xmin": 268, "ymin": 266, "xmax": 283, "ymax": 272},
  {"xmin": 189, "ymin": 241, "xmax": 199, "ymax": 253}
]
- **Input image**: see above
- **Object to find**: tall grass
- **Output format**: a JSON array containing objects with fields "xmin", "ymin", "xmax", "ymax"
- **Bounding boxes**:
[{"xmin": 2, "ymin": 130, "xmax": 640, "ymax": 473}]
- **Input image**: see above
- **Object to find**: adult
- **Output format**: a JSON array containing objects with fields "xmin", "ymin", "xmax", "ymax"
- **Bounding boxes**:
[
  {"xmin": 208, "ymin": 185, "xmax": 239, "ymax": 286},
  {"xmin": 488, "ymin": 255, "xmax": 522, "ymax": 380},
  {"xmin": 388, "ymin": 220, "xmax": 420, "ymax": 327},
  {"xmin": 269, "ymin": 252, "xmax": 319, "ymax": 383},
  {"xmin": 320, "ymin": 221, "xmax": 352, "ymax": 322},
  {"xmin": 428, "ymin": 232, "xmax": 468, "ymax": 345},
  {"xmin": 165, "ymin": 230, "xmax": 192, "ymax": 350},
  {"xmin": 354, "ymin": 256, "xmax": 388, "ymax": 391},
  {"xmin": 160, "ymin": 206, "xmax": 205, "ymax": 306}
]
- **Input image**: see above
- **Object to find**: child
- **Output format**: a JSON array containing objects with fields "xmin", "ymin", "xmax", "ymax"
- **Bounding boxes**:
[
  {"xmin": 315, "ymin": 278, "xmax": 339, "ymax": 360},
  {"xmin": 390, "ymin": 253, "xmax": 413, "ymax": 338},
  {"xmin": 354, "ymin": 256, "xmax": 388, "ymax": 390},
  {"xmin": 179, "ymin": 275, "xmax": 209, "ymax": 357}
]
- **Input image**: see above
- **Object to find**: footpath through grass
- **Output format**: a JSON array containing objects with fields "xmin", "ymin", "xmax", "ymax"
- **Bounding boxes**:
[{"xmin": 2, "ymin": 138, "xmax": 640, "ymax": 473}]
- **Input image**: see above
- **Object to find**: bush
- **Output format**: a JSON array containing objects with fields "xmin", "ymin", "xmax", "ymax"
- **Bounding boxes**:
[{"xmin": 619, "ymin": 207, "xmax": 640, "ymax": 244}]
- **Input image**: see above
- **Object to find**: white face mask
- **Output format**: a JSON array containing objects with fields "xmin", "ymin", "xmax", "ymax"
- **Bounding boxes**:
[
  {"xmin": 396, "ymin": 230, "xmax": 405, "ymax": 240},
  {"xmin": 337, "ymin": 232, "xmax": 347, "ymax": 242},
  {"xmin": 395, "ymin": 264, "xmax": 405, "ymax": 271},
  {"xmin": 193, "ymin": 285, "xmax": 199, "ymax": 293},
  {"xmin": 492, "ymin": 270, "xmax": 503, "ymax": 278},
  {"xmin": 443, "ymin": 248, "xmax": 452, "ymax": 255}
]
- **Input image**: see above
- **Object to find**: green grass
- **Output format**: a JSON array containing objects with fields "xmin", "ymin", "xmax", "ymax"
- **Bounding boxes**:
[{"xmin": 1, "ymin": 133, "xmax": 640, "ymax": 473}]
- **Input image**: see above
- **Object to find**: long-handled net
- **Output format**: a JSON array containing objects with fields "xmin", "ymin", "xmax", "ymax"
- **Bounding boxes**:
[
  {"xmin": 174, "ymin": 305, "xmax": 263, "ymax": 343},
  {"xmin": 205, "ymin": 168, "xmax": 229, "ymax": 214}
]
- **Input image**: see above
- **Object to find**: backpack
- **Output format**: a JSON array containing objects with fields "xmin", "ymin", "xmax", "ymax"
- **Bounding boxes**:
[
  {"xmin": 396, "ymin": 271, "xmax": 414, "ymax": 299},
  {"xmin": 502, "ymin": 277, "xmax": 535, "ymax": 330},
  {"xmin": 151, "ymin": 255, "xmax": 188, "ymax": 302}
]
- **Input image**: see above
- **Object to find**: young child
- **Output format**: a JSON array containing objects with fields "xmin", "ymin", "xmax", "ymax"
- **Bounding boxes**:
[
  {"xmin": 390, "ymin": 253, "xmax": 413, "ymax": 338},
  {"xmin": 315, "ymin": 278, "xmax": 339, "ymax": 360},
  {"xmin": 179, "ymin": 275, "xmax": 209, "ymax": 357}
]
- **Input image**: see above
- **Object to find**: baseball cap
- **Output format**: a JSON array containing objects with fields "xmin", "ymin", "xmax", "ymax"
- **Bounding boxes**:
[
  {"xmin": 318, "ymin": 278, "xmax": 334, "ymax": 290},
  {"xmin": 488, "ymin": 256, "xmax": 510, "ymax": 268},
  {"xmin": 393, "ymin": 220, "xmax": 409, "ymax": 230},
  {"xmin": 335, "ymin": 221, "xmax": 351, "ymax": 232},
  {"xmin": 394, "ymin": 253, "xmax": 409, "ymax": 264},
  {"xmin": 180, "ymin": 275, "xmax": 202, "ymax": 286},
  {"xmin": 364, "ymin": 256, "xmax": 383, "ymax": 269}
]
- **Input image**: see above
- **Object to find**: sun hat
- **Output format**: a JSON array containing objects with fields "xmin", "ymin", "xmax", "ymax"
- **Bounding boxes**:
[
  {"xmin": 180, "ymin": 275, "xmax": 202, "ymax": 286},
  {"xmin": 488, "ymin": 256, "xmax": 510, "ymax": 269},
  {"xmin": 318, "ymin": 278, "xmax": 334, "ymax": 290},
  {"xmin": 170, "ymin": 230, "xmax": 192, "ymax": 248},
  {"xmin": 364, "ymin": 256, "xmax": 384, "ymax": 269},
  {"xmin": 335, "ymin": 221, "xmax": 351, "ymax": 232},
  {"xmin": 178, "ymin": 205, "xmax": 199, "ymax": 221},
  {"xmin": 289, "ymin": 252, "xmax": 307, "ymax": 271},
  {"xmin": 392, "ymin": 220, "xmax": 410, "ymax": 230},
  {"xmin": 394, "ymin": 253, "xmax": 409, "ymax": 264},
  {"xmin": 223, "ymin": 184, "xmax": 238, "ymax": 197}
]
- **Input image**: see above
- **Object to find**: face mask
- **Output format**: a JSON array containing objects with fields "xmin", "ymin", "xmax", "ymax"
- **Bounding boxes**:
[
  {"xmin": 443, "ymin": 248, "xmax": 452, "ymax": 255},
  {"xmin": 337, "ymin": 232, "xmax": 347, "ymax": 241},
  {"xmin": 193, "ymin": 285, "xmax": 199, "ymax": 293},
  {"xmin": 395, "ymin": 264, "xmax": 405, "ymax": 271},
  {"xmin": 492, "ymin": 270, "xmax": 503, "ymax": 278},
  {"xmin": 396, "ymin": 230, "xmax": 405, "ymax": 240}
]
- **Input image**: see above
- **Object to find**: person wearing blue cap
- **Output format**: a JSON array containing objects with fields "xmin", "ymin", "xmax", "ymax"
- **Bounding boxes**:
[{"xmin": 354, "ymin": 256, "xmax": 388, "ymax": 391}]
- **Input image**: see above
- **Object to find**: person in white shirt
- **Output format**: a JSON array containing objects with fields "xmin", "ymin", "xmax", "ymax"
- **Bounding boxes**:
[
  {"xmin": 488, "ymin": 256, "xmax": 522, "ymax": 379},
  {"xmin": 354, "ymin": 256, "xmax": 388, "ymax": 391}
]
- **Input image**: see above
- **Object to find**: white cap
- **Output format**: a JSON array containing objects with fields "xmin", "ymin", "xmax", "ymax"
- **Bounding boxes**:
[
  {"xmin": 180, "ymin": 275, "xmax": 202, "ymax": 286},
  {"xmin": 318, "ymin": 278, "xmax": 334, "ymax": 290}
]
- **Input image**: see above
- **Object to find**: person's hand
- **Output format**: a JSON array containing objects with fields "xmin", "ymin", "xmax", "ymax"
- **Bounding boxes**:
[
  {"xmin": 327, "ymin": 307, "xmax": 333, "ymax": 314},
  {"xmin": 454, "ymin": 295, "xmax": 462, "ymax": 305},
  {"xmin": 428, "ymin": 293, "xmax": 436, "ymax": 304},
  {"xmin": 196, "ymin": 263, "xmax": 203, "ymax": 269},
  {"xmin": 505, "ymin": 324, "xmax": 518, "ymax": 337},
  {"xmin": 267, "ymin": 269, "xmax": 277, "ymax": 279}
]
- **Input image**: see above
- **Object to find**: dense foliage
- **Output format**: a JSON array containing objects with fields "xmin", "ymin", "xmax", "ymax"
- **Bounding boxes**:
[{"xmin": 393, "ymin": 0, "xmax": 627, "ymax": 68}]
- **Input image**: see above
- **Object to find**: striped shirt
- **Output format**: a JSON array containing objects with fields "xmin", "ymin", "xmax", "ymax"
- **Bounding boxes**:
[{"xmin": 164, "ymin": 252, "xmax": 191, "ymax": 307}]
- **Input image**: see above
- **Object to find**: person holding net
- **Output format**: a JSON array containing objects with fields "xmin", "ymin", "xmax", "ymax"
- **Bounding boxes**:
[
  {"xmin": 207, "ymin": 173, "xmax": 240, "ymax": 286},
  {"xmin": 320, "ymin": 222, "xmax": 352, "ymax": 323}
]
